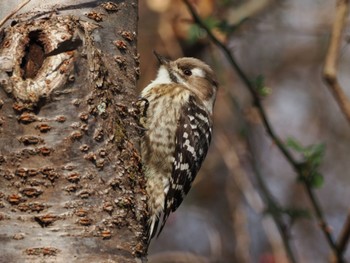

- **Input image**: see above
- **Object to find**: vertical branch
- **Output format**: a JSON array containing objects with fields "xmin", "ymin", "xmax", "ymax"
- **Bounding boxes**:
[
  {"xmin": 323, "ymin": 0, "xmax": 350, "ymax": 258},
  {"xmin": 323, "ymin": 0, "xmax": 350, "ymax": 124}
]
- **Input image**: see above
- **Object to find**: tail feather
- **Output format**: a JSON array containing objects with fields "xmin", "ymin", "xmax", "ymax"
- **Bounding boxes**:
[
  {"xmin": 148, "ymin": 214, "xmax": 160, "ymax": 241},
  {"xmin": 156, "ymin": 212, "xmax": 170, "ymax": 238}
]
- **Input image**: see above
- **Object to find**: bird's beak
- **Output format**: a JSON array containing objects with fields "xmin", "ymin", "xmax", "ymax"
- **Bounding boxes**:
[{"xmin": 153, "ymin": 51, "xmax": 170, "ymax": 65}]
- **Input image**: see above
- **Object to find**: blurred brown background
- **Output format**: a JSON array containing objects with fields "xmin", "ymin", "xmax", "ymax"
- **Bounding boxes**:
[{"xmin": 137, "ymin": 1, "xmax": 350, "ymax": 262}]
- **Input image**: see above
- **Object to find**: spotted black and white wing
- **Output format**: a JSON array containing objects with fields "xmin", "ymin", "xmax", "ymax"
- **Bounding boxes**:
[{"xmin": 158, "ymin": 95, "xmax": 212, "ymax": 234}]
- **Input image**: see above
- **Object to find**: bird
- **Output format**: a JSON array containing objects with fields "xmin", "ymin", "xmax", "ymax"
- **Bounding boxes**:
[{"xmin": 140, "ymin": 52, "xmax": 218, "ymax": 241}]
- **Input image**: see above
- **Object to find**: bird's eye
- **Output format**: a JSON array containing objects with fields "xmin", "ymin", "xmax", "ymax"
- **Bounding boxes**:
[{"xmin": 183, "ymin": 69, "xmax": 192, "ymax": 76}]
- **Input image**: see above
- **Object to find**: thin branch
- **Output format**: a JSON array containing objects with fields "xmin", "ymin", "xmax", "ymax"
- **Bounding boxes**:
[
  {"xmin": 303, "ymin": 186, "xmax": 338, "ymax": 254},
  {"xmin": 0, "ymin": 0, "xmax": 31, "ymax": 28},
  {"xmin": 323, "ymin": 0, "xmax": 350, "ymax": 125},
  {"xmin": 317, "ymin": 0, "xmax": 350, "ymax": 258},
  {"xmin": 182, "ymin": 0, "xmax": 341, "ymax": 260},
  {"xmin": 338, "ymin": 212, "xmax": 350, "ymax": 254}
]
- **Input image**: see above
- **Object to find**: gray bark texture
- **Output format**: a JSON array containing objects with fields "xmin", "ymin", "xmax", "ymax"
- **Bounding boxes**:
[{"xmin": 0, "ymin": 1, "xmax": 148, "ymax": 262}]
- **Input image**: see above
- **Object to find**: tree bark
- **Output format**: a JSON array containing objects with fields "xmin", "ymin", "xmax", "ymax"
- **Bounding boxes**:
[{"xmin": 0, "ymin": 1, "xmax": 147, "ymax": 262}]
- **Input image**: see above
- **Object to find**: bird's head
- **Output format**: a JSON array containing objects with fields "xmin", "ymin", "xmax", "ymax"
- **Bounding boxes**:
[{"xmin": 153, "ymin": 52, "xmax": 218, "ymax": 113}]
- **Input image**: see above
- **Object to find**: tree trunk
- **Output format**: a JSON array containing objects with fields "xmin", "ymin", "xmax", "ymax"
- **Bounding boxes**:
[{"xmin": 0, "ymin": 1, "xmax": 147, "ymax": 262}]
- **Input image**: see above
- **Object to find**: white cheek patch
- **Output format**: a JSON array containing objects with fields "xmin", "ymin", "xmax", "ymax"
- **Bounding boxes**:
[
  {"xmin": 191, "ymin": 67, "xmax": 205, "ymax": 78},
  {"xmin": 141, "ymin": 66, "xmax": 172, "ymax": 96},
  {"xmin": 153, "ymin": 66, "xmax": 172, "ymax": 84}
]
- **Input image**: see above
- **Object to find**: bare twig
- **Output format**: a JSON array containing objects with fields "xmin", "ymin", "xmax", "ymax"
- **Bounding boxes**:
[
  {"xmin": 321, "ymin": 0, "xmax": 350, "ymax": 258},
  {"xmin": 323, "ymin": 0, "xmax": 350, "ymax": 124},
  {"xmin": 0, "ymin": 0, "xmax": 31, "ymax": 28},
  {"xmin": 182, "ymin": 0, "xmax": 342, "ymax": 260},
  {"xmin": 338, "ymin": 212, "xmax": 350, "ymax": 255}
]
